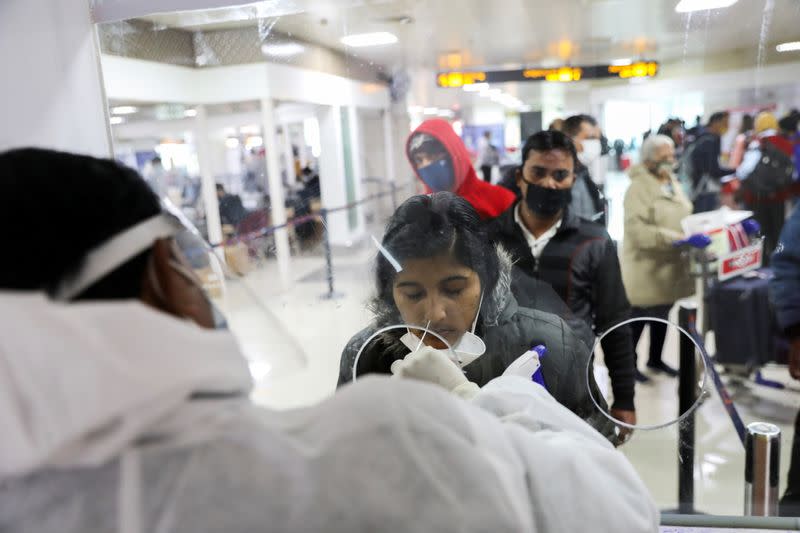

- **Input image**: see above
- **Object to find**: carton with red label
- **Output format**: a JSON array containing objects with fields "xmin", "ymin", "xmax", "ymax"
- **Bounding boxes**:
[{"xmin": 681, "ymin": 207, "xmax": 763, "ymax": 281}]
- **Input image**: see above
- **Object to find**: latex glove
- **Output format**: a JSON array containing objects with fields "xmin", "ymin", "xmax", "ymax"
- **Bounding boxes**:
[
  {"xmin": 673, "ymin": 233, "xmax": 712, "ymax": 249},
  {"xmin": 391, "ymin": 347, "xmax": 480, "ymax": 400},
  {"xmin": 741, "ymin": 218, "xmax": 761, "ymax": 236}
]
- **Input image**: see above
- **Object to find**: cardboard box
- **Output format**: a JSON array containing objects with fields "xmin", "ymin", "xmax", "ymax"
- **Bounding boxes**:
[
  {"xmin": 681, "ymin": 207, "xmax": 763, "ymax": 280},
  {"xmin": 224, "ymin": 242, "xmax": 253, "ymax": 276}
]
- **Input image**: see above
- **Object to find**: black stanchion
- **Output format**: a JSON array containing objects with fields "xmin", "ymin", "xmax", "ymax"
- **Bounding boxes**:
[
  {"xmin": 319, "ymin": 208, "xmax": 343, "ymax": 300},
  {"xmin": 678, "ymin": 304, "xmax": 698, "ymax": 514},
  {"xmin": 390, "ymin": 181, "xmax": 398, "ymax": 212}
]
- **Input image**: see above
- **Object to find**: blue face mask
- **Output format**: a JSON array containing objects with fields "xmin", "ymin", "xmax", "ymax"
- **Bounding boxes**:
[{"xmin": 418, "ymin": 158, "xmax": 455, "ymax": 192}]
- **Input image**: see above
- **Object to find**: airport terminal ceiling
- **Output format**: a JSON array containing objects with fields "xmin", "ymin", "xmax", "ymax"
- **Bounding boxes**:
[
  {"xmin": 137, "ymin": 0, "xmax": 800, "ymax": 68},
  {"xmin": 98, "ymin": 0, "xmax": 800, "ymax": 113}
]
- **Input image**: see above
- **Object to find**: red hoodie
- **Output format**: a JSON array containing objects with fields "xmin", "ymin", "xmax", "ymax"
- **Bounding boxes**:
[{"xmin": 406, "ymin": 119, "xmax": 516, "ymax": 220}]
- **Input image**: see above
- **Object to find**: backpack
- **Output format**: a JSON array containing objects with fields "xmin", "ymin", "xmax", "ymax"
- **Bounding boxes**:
[
  {"xmin": 739, "ymin": 141, "xmax": 796, "ymax": 205},
  {"xmin": 676, "ymin": 139, "xmax": 701, "ymax": 199}
]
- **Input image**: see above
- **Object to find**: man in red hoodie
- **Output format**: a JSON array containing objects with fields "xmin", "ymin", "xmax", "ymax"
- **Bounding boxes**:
[{"xmin": 406, "ymin": 119, "xmax": 516, "ymax": 220}]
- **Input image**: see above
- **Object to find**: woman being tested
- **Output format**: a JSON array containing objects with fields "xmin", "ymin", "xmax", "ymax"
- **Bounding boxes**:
[{"xmin": 339, "ymin": 192, "xmax": 615, "ymax": 440}]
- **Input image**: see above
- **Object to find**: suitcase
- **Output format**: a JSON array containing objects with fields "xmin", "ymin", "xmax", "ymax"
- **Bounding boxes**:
[{"xmin": 707, "ymin": 268, "xmax": 784, "ymax": 368}]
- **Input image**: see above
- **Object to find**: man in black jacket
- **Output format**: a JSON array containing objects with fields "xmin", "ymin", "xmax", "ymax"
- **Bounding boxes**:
[
  {"xmin": 685, "ymin": 111, "xmax": 734, "ymax": 212},
  {"xmin": 487, "ymin": 130, "xmax": 637, "ymax": 438}
]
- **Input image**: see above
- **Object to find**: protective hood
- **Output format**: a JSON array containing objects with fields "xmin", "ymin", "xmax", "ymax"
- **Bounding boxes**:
[
  {"xmin": 0, "ymin": 292, "xmax": 252, "ymax": 481},
  {"xmin": 407, "ymin": 119, "xmax": 516, "ymax": 219}
]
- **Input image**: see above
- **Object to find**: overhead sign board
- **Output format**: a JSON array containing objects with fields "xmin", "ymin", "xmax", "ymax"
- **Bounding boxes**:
[{"xmin": 436, "ymin": 61, "xmax": 659, "ymax": 87}]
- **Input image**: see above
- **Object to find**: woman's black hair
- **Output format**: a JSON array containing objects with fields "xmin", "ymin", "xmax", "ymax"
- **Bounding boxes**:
[
  {"xmin": 0, "ymin": 148, "xmax": 161, "ymax": 300},
  {"xmin": 372, "ymin": 192, "xmax": 499, "ymax": 324}
]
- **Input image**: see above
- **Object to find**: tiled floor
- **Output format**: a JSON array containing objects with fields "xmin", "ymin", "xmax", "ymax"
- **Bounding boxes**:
[{"xmin": 225, "ymin": 172, "xmax": 800, "ymax": 518}]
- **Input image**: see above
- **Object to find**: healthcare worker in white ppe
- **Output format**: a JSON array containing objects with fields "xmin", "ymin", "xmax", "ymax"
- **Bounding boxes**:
[{"xmin": 0, "ymin": 148, "xmax": 658, "ymax": 533}]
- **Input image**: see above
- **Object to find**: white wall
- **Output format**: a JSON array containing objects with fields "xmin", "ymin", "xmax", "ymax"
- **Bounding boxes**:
[
  {"xmin": 113, "ymin": 111, "xmax": 261, "ymax": 140},
  {"xmin": 101, "ymin": 55, "xmax": 390, "ymax": 110},
  {"xmin": 590, "ymin": 61, "xmax": 800, "ymax": 119},
  {"xmin": 468, "ymin": 103, "xmax": 506, "ymax": 126},
  {"xmin": 0, "ymin": 0, "xmax": 111, "ymax": 156},
  {"xmin": 359, "ymin": 110, "xmax": 386, "ymax": 179},
  {"xmin": 389, "ymin": 104, "xmax": 413, "ymax": 186}
]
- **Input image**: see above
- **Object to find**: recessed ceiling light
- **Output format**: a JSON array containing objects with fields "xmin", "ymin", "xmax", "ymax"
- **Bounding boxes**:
[
  {"xmin": 610, "ymin": 58, "xmax": 633, "ymax": 66},
  {"xmin": 776, "ymin": 41, "xmax": 800, "ymax": 53},
  {"xmin": 462, "ymin": 83, "xmax": 489, "ymax": 92},
  {"xmin": 111, "ymin": 106, "xmax": 138, "ymax": 115},
  {"xmin": 340, "ymin": 32, "xmax": 398, "ymax": 48},
  {"xmin": 261, "ymin": 42, "xmax": 305, "ymax": 57},
  {"xmin": 675, "ymin": 0, "xmax": 738, "ymax": 13},
  {"xmin": 109, "ymin": 116, "xmax": 124, "ymax": 125},
  {"xmin": 184, "ymin": 109, "xmax": 197, "ymax": 118}
]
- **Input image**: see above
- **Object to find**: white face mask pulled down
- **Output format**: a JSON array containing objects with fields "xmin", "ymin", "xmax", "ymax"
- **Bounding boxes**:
[
  {"xmin": 399, "ymin": 293, "xmax": 487, "ymax": 368},
  {"xmin": 578, "ymin": 138, "xmax": 602, "ymax": 166}
]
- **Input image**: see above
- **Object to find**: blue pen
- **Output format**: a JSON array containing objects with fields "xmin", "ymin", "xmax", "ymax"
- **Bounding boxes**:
[{"xmin": 531, "ymin": 345, "xmax": 547, "ymax": 390}]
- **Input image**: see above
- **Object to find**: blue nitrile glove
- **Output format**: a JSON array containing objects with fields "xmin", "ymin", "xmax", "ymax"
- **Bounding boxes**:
[
  {"xmin": 531, "ymin": 345, "xmax": 548, "ymax": 390},
  {"xmin": 741, "ymin": 218, "xmax": 761, "ymax": 236},
  {"xmin": 503, "ymin": 345, "xmax": 548, "ymax": 391},
  {"xmin": 673, "ymin": 233, "xmax": 712, "ymax": 249}
]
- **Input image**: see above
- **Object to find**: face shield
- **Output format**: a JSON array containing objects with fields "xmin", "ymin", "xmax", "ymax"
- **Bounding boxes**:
[
  {"xmin": 51, "ymin": 200, "xmax": 307, "ymax": 395},
  {"xmin": 358, "ymin": 200, "xmax": 490, "ymax": 382},
  {"xmin": 587, "ymin": 316, "xmax": 709, "ymax": 441},
  {"xmin": 352, "ymin": 324, "xmax": 463, "ymax": 383}
]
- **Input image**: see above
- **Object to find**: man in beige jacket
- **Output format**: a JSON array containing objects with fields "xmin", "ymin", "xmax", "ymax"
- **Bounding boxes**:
[{"xmin": 622, "ymin": 134, "xmax": 694, "ymax": 382}]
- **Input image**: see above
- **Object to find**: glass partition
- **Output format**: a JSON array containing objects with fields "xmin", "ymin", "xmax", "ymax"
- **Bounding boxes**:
[{"xmin": 95, "ymin": 0, "xmax": 800, "ymax": 517}]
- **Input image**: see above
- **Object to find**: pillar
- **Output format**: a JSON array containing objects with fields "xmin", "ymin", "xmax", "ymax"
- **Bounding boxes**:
[
  {"xmin": 193, "ymin": 105, "xmax": 223, "ymax": 247},
  {"xmin": 281, "ymin": 122, "xmax": 297, "ymax": 186},
  {"xmin": 261, "ymin": 97, "xmax": 291, "ymax": 284}
]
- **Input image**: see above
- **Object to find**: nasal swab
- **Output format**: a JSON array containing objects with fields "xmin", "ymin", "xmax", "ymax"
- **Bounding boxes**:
[{"xmin": 415, "ymin": 320, "xmax": 432, "ymax": 352}]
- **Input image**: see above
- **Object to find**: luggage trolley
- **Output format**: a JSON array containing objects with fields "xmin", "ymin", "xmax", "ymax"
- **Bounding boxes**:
[{"xmin": 682, "ymin": 208, "xmax": 783, "ymax": 386}]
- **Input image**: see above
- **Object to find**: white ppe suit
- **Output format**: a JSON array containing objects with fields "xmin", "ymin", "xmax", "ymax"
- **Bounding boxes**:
[{"xmin": 0, "ymin": 293, "xmax": 658, "ymax": 532}]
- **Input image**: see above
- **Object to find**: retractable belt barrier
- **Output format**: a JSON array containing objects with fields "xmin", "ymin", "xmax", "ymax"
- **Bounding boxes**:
[
  {"xmin": 686, "ymin": 315, "xmax": 748, "ymax": 446},
  {"xmin": 677, "ymin": 304, "xmax": 781, "ymax": 517},
  {"xmin": 208, "ymin": 181, "xmax": 415, "ymax": 299},
  {"xmin": 215, "ymin": 181, "xmax": 412, "ymax": 248}
]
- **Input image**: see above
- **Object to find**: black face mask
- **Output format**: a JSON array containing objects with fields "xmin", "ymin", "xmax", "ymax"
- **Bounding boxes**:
[{"xmin": 524, "ymin": 183, "xmax": 572, "ymax": 217}]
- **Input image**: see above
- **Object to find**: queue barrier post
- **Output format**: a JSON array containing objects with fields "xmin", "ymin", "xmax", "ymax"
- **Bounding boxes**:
[{"xmin": 678, "ymin": 303, "xmax": 698, "ymax": 514}]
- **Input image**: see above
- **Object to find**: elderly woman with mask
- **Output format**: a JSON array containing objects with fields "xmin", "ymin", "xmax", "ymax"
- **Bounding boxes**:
[{"xmin": 622, "ymin": 134, "xmax": 694, "ymax": 382}]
